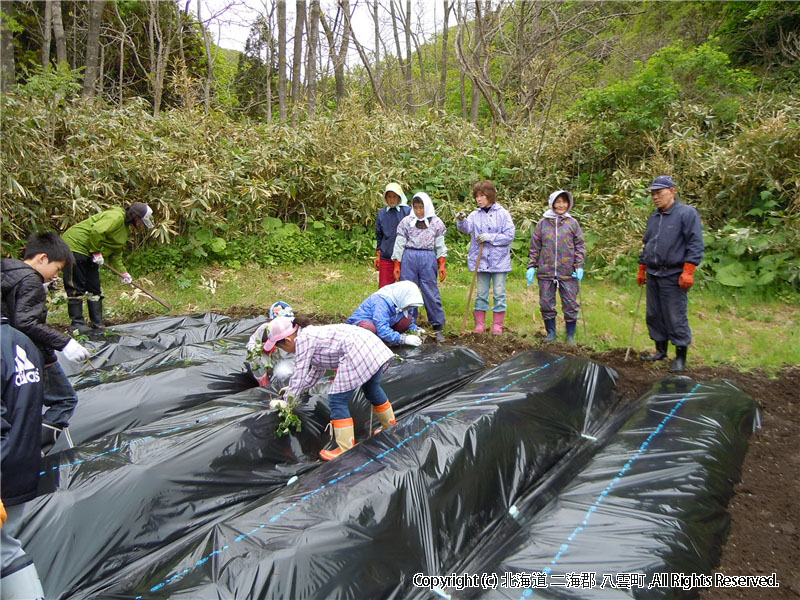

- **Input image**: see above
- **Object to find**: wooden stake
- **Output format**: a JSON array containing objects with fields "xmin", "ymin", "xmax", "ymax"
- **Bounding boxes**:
[
  {"xmin": 460, "ymin": 242, "xmax": 485, "ymax": 335},
  {"xmin": 102, "ymin": 264, "xmax": 172, "ymax": 311}
]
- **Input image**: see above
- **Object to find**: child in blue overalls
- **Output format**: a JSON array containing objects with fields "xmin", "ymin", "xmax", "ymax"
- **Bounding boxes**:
[{"xmin": 392, "ymin": 192, "xmax": 448, "ymax": 343}]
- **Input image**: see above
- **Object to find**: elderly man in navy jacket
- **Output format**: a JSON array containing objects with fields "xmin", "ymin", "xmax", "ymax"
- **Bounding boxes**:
[{"xmin": 637, "ymin": 176, "xmax": 704, "ymax": 372}]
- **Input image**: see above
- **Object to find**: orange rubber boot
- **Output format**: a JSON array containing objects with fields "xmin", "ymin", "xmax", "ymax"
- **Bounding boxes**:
[{"xmin": 320, "ymin": 418, "xmax": 355, "ymax": 461}]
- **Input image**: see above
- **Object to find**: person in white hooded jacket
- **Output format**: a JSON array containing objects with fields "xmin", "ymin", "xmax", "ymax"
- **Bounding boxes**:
[
  {"xmin": 391, "ymin": 192, "xmax": 448, "ymax": 343},
  {"xmin": 346, "ymin": 281, "xmax": 425, "ymax": 347}
]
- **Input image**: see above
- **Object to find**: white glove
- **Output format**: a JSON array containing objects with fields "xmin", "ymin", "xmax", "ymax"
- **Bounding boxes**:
[
  {"xmin": 92, "ymin": 253, "xmax": 104, "ymax": 266},
  {"xmin": 403, "ymin": 334, "xmax": 422, "ymax": 347},
  {"xmin": 413, "ymin": 328, "xmax": 426, "ymax": 336},
  {"xmin": 62, "ymin": 339, "xmax": 91, "ymax": 363},
  {"xmin": 120, "ymin": 272, "xmax": 132, "ymax": 285},
  {"xmin": 456, "ymin": 211, "xmax": 467, "ymax": 221},
  {"xmin": 278, "ymin": 386, "xmax": 289, "ymax": 399},
  {"xmin": 477, "ymin": 233, "xmax": 490, "ymax": 243}
]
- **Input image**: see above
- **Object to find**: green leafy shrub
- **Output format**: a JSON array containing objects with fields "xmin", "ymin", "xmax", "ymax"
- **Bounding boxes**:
[{"xmin": 571, "ymin": 42, "xmax": 756, "ymax": 158}]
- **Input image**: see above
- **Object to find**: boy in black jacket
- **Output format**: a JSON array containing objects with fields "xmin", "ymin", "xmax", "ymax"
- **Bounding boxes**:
[
  {"xmin": 0, "ymin": 233, "xmax": 91, "ymax": 451},
  {"xmin": 0, "ymin": 319, "xmax": 46, "ymax": 598}
]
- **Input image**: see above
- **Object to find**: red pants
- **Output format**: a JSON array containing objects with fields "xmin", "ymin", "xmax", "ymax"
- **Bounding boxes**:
[
  {"xmin": 378, "ymin": 258, "xmax": 395, "ymax": 289},
  {"xmin": 356, "ymin": 316, "xmax": 412, "ymax": 335}
]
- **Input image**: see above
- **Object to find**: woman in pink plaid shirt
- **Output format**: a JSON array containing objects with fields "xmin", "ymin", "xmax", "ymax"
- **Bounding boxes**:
[{"xmin": 264, "ymin": 316, "xmax": 397, "ymax": 461}]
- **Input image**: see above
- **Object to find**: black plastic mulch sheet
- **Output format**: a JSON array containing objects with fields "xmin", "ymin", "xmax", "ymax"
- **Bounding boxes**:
[
  {"xmin": 58, "ymin": 313, "xmax": 265, "ymax": 378},
  {"xmin": 445, "ymin": 377, "xmax": 758, "ymax": 600},
  {"xmin": 90, "ymin": 351, "xmax": 620, "ymax": 599},
  {"xmin": 22, "ymin": 339, "xmax": 485, "ymax": 598},
  {"xmin": 59, "ymin": 339, "xmax": 253, "ymax": 447}
]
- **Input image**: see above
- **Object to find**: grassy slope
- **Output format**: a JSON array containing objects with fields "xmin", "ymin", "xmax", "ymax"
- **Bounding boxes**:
[{"xmin": 49, "ymin": 260, "xmax": 800, "ymax": 374}]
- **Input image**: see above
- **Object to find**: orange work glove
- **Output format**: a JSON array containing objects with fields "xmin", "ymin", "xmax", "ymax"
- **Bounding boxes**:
[
  {"xmin": 373, "ymin": 251, "xmax": 381, "ymax": 271},
  {"xmin": 1, "ymin": 499, "xmax": 6, "ymax": 528},
  {"xmin": 679, "ymin": 263, "xmax": 696, "ymax": 290},
  {"xmin": 393, "ymin": 260, "xmax": 401, "ymax": 282},
  {"xmin": 637, "ymin": 264, "xmax": 647, "ymax": 286},
  {"xmin": 437, "ymin": 257, "xmax": 447, "ymax": 282}
]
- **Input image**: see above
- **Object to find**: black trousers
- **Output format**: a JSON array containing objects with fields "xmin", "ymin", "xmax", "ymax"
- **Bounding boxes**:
[
  {"xmin": 645, "ymin": 272, "xmax": 691, "ymax": 347},
  {"xmin": 64, "ymin": 252, "xmax": 103, "ymax": 299}
]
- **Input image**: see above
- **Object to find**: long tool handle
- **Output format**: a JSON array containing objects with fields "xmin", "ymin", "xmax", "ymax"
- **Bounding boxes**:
[
  {"xmin": 103, "ymin": 263, "xmax": 173, "ymax": 311},
  {"xmin": 460, "ymin": 242, "xmax": 485, "ymax": 334},
  {"xmin": 579, "ymin": 285, "xmax": 587, "ymax": 339},
  {"xmin": 624, "ymin": 285, "xmax": 645, "ymax": 362}
]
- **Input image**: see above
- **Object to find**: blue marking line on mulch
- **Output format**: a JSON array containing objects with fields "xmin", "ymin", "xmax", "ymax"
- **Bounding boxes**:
[
  {"xmin": 519, "ymin": 383, "xmax": 702, "ymax": 599},
  {"xmin": 135, "ymin": 357, "xmax": 565, "ymax": 598}
]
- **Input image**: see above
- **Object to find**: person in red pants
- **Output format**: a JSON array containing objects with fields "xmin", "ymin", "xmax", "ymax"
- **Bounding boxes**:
[{"xmin": 374, "ymin": 183, "xmax": 411, "ymax": 288}]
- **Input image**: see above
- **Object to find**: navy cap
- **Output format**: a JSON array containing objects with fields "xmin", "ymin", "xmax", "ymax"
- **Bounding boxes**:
[{"xmin": 647, "ymin": 175, "xmax": 675, "ymax": 190}]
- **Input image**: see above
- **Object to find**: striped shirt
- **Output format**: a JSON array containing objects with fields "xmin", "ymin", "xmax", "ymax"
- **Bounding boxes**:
[{"xmin": 287, "ymin": 324, "xmax": 396, "ymax": 395}]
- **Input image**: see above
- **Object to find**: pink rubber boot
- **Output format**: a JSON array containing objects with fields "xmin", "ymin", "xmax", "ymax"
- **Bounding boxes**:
[
  {"xmin": 473, "ymin": 310, "xmax": 486, "ymax": 333},
  {"xmin": 491, "ymin": 311, "xmax": 505, "ymax": 335}
]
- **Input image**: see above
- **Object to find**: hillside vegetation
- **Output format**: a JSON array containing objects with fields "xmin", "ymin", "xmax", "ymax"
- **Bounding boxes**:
[{"xmin": 1, "ymin": 1, "xmax": 798, "ymax": 293}]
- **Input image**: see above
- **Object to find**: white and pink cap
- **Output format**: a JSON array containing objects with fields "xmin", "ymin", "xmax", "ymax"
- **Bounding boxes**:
[{"xmin": 263, "ymin": 316, "xmax": 298, "ymax": 352}]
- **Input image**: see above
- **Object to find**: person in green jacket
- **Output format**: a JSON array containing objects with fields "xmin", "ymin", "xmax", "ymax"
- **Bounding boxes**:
[{"xmin": 62, "ymin": 202, "xmax": 154, "ymax": 331}]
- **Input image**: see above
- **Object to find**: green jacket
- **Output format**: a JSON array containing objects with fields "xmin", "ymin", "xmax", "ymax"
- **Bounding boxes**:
[{"xmin": 63, "ymin": 207, "xmax": 129, "ymax": 273}]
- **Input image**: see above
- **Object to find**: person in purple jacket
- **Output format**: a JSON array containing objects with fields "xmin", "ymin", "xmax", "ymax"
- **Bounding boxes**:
[
  {"xmin": 526, "ymin": 190, "xmax": 586, "ymax": 345},
  {"xmin": 456, "ymin": 180, "xmax": 516, "ymax": 334}
]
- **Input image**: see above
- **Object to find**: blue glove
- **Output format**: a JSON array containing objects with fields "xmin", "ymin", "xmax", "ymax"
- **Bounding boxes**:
[
  {"xmin": 572, "ymin": 268, "xmax": 584, "ymax": 281},
  {"xmin": 526, "ymin": 267, "xmax": 536, "ymax": 286}
]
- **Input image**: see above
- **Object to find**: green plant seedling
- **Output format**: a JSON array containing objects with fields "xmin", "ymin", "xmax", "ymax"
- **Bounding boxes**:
[{"xmin": 276, "ymin": 400, "xmax": 302, "ymax": 437}]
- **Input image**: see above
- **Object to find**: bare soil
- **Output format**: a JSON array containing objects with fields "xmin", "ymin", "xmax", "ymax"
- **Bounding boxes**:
[{"xmin": 100, "ymin": 308, "xmax": 800, "ymax": 598}]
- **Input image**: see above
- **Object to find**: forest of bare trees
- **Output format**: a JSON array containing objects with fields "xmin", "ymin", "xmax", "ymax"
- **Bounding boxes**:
[{"xmin": 0, "ymin": 1, "xmax": 715, "ymax": 123}]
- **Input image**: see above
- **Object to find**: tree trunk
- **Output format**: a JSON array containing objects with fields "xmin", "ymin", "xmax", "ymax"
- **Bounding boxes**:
[
  {"xmin": 340, "ymin": 0, "xmax": 386, "ymax": 111},
  {"xmin": 0, "ymin": 0, "xmax": 15, "ymax": 92},
  {"xmin": 372, "ymin": 0, "xmax": 380, "ymax": 88},
  {"xmin": 319, "ymin": 1, "xmax": 349, "ymax": 109},
  {"xmin": 404, "ymin": 0, "xmax": 413, "ymax": 113},
  {"xmin": 197, "ymin": 0, "xmax": 215, "ymax": 113},
  {"xmin": 147, "ymin": 1, "xmax": 177, "ymax": 117},
  {"xmin": 42, "ymin": 0, "xmax": 52, "ymax": 67},
  {"xmin": 52, "ymin": 0, "xmax": 67, "ymax": 65},
  {"xmin": 265, "ymin": 37, "xmax": 272, "ymax": 122},
  {"xmin": 438, "ymin": 0, "xmax": 451, "ymax": 111},
  {"xmin": 306, "ymin": 0, "xmax": 319, "ymax": 118},
  {"xmin": 456, "ymin": 0, "xmax": 466, "ymax": 118},
  {"xmin": 82, "ymin": 0, "xmax": 105, "ymax": 98},
  {"xmin": 290, "ymin": 0, "xmax": 306, "ymax": 125},
  {"xmin": 470, "ymin": 78, "xmax": 480, "ymax": 123},
  {"xmin": 277, "ymin": 0, "xmax": 287, "ymax": 122},
  {"xmin": 113, "ymin": 1, "xmax": 126, "ymax": 108}
]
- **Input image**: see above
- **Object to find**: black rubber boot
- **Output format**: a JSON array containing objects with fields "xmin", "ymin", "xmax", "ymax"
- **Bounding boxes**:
[
  {"xmin": 87, "ymin": 299, "xmax": 106, "ymax": 330},
  {"xmin": 543, "ymin": 318, "xmax": 557, "ymax": 342},
  {"xmin": 669, "ymin": 346, "xmax": 688, "ymax": 373},
  {"xmin": 67, "ymin": 299, "xmax": 91, "ymax": 333},
  {"xmin": 433, "ymin": 326, "xmax": 446, "ymax": 343},
  {"xmin": 565, "ymin": 320, "xmax": 577, "ymax": 346},
  {"xmin": 642, "ymin": 340, "xmax": 668, "ymax": 362}
]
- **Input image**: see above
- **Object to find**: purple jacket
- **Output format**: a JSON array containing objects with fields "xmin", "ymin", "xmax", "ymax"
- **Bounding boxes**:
[
  {"xmin": 527, "ymin": 191, "xmax": 586, "ymax": 279},
  {"xmin": 456, "ymin": 202, "xmax": 516, "ymax": 272}
]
